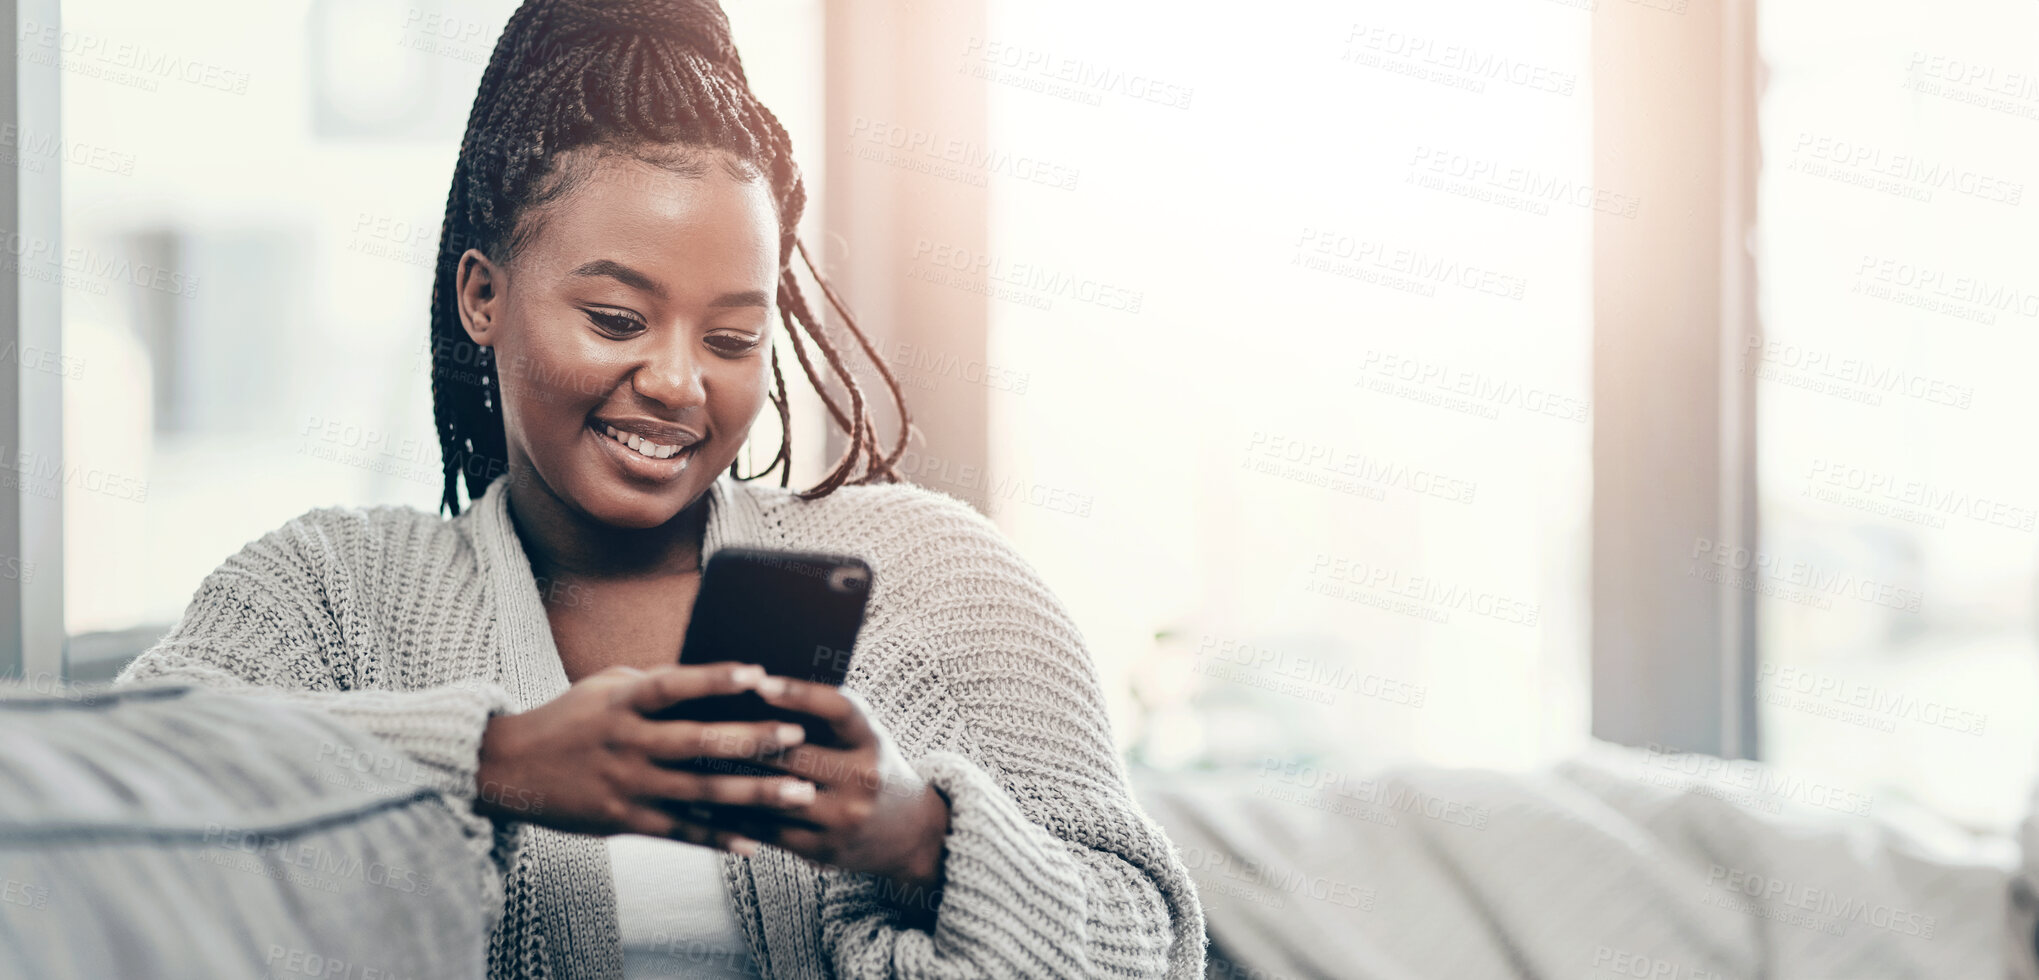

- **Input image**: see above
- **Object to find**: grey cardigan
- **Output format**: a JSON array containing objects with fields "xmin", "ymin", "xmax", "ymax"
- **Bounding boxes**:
[{"xmin": 117, "ymin": 470, "xmax": 1206, "ymax": 979}]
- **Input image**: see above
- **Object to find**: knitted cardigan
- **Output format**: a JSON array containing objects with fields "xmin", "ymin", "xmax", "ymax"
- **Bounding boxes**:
[{"xmin": 116, "ymin": 470, "xmax": 1206, "ymax": 979}]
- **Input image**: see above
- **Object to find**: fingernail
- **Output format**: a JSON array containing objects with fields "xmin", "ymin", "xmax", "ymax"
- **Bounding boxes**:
[
  {"xmin": 728, "ymin": 836, "xmax": 760, "ymax": 857},
  {"xmin": 780, "ymin": 781, "xmax": 815, "ymax": 804},
  {"xmin": 776, "ymin": 724, "xmax": 804, "ymax": 745},
  {"xmin": 732, "ymin": 665, "xmax": 764, "ymax": 685},
  {"xmin": 757, "ymin": 676, "xmax": 786, "ymax": 697}
]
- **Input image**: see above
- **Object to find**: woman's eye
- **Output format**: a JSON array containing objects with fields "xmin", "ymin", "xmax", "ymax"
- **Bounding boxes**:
[
  {"xmin": 585, "ymin": 310, "xmax": 644, "ymax": 336},
  {"xmin": 707, "ymin": 335, "xmax": 762, "ymax": 356}
]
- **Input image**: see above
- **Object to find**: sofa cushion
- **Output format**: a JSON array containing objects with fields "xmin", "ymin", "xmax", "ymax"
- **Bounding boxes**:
[{"xmin": 0, "ymin": 680, "xmax": 491, "ymax": 979}]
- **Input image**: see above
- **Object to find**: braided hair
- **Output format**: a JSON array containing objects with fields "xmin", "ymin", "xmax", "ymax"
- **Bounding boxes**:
[{"xmin": 429, "ymin": 0, "xmax": 912, "ymax": 516}]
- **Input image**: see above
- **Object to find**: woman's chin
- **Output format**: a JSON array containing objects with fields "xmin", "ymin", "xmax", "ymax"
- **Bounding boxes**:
[
  {"xmin": 569, "ymin": 477, "xmax": 705, "ymax": 530},
  {"xmin": 580, "ymin": 502, "xmax": 673, "ymax": 530}
]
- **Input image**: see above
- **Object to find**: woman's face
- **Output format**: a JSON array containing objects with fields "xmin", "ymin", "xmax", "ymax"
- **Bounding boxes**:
[{"xmin": 455, "ymin": 146, "xmax": 780, "ymax": 530}]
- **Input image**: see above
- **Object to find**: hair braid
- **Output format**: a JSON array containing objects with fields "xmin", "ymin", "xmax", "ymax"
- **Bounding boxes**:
[{"xmin": 430, "ymin": 0, "xmax": 911, "ymax": 514}]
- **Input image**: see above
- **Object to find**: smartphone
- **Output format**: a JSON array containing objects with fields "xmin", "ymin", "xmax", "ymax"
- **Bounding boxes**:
[{"xmin": 653, "ymin": 548, "xmax": 873, "ymax": 779}]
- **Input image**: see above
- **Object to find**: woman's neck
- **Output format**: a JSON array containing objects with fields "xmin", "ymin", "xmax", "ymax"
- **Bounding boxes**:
[{"xmin": 502, "ymin": 469, "xmax": 709, "ymax": 582}]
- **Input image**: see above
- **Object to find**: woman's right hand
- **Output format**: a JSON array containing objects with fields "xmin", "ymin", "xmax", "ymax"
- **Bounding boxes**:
[{"xmin": 473, "ymin": 662, "xmax": 814, "ymax": 852}]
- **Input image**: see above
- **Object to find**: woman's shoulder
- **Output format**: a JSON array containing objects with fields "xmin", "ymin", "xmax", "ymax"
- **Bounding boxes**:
[
  {"xmin": 217, "ymin": 497, "xmax": 477, "ymax": 583},
  {"xmin": 733, "ymin": 477, "xmax": 1000, "ymax": 552},
  {"xmin": 725, "ymin": 480, "xmax": 1097, "ymax": 707},
  {"xmin": 726, "ymin": 476, "xmax": 1048, "ymax": 595},
  {"xmin": 786, "ymin": 477, "xmax": 985, "ymax": 522}
]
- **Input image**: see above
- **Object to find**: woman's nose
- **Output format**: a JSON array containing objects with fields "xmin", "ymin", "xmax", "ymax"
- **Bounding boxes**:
[{"xmin": 628, "ymin": 333, "xmax": 709, "ymax": 409}]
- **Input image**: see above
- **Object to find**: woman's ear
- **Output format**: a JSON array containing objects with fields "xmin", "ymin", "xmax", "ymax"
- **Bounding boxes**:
[{"xmin": 455, "ymin": 248, "xmax": 504, "ymax": 345}]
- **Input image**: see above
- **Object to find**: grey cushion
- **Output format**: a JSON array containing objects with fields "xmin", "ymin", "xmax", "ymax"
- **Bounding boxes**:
[{"xmin": 0, "ymin": 680, "xmax": 490, "ymax": 979}]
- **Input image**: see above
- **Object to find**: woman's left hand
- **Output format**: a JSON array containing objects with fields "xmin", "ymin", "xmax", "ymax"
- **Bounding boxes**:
[{"xmin": 713, "ymin": 676, "xmax": 952, "ymax": 900}]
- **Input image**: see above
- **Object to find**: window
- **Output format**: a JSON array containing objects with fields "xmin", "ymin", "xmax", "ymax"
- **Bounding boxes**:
[
  {"xmin": 1755, "ymin": 0, "xmax": 2039, "ymax": 830},
  {"xmin": 977, "ymin": 0, "xmax": 1596, "ymax": 771}
]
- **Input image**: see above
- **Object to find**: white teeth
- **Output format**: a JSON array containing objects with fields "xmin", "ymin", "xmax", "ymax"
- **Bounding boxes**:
[{"xmin": 599, "ymin": 423, "xmax": 689, "ymax": 460}]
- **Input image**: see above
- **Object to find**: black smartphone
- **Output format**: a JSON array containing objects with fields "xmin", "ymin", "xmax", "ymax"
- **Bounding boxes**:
[{"xmin": 652, "ymin": 547, "xmax": 873, "ymax": 779}]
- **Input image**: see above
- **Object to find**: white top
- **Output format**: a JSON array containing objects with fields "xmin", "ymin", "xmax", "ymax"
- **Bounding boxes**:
[{"xmin": 609, "ymin": 834, "xmax": 760, "ymax": 978}]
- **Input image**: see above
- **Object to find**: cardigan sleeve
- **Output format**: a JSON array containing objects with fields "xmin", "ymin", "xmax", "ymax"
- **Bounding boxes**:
[
  {"xmin": 815, "ymin": 497, "xmax": 1208, "ymax": 979},
  {"xmin": 113, "ymin": 510, "xmax": 526, "ymax": 930}
]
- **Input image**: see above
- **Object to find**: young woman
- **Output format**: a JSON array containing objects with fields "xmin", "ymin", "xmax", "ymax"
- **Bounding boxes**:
[{"xmin": 116, "ymin": 0, "xmax": 1205, "ymax": 976}]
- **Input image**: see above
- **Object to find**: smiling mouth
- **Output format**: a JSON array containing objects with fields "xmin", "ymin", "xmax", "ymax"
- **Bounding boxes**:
[{"xmin": 590, "ymin": 420, "xmax": 697, "ymax": 464}]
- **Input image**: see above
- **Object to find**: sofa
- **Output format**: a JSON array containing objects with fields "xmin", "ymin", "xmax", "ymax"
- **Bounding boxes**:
[{"xmin": 0, "ymin": 679, "xmax": 494, "ymax": 979}]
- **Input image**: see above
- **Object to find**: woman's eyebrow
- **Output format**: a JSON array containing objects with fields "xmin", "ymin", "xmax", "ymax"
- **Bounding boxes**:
[
  {"xmin": 568, "ymin": 259, "xmax": 769, "ymax": 308},
  {"xmin": 708, "ymin": 289, "xmax": 771, "ymax": 308},
  {"xmin": 569, "ymin": 259, "xmax": 667, "ymax": 299}
]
